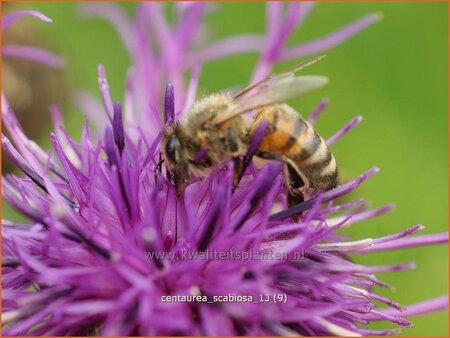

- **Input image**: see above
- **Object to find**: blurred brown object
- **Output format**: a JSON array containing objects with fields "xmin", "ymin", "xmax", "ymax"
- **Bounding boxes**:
[{"xmin": 2, "ymin": 3, "xmax": 68, "ymax": 172}]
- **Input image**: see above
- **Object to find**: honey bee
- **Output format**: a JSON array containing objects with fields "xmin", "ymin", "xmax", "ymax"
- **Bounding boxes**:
[{"xmin": 162, "ymin": 56, "xmax": 338, "ymax": 208}]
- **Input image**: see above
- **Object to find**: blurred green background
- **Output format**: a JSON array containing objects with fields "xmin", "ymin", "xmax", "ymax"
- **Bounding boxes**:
[{"xmin": 3, "ymin": 2, "xmax": 448, "ymax": 336}]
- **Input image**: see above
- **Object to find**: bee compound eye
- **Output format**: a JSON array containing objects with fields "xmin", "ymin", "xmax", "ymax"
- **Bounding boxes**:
[{"xmin": 166, "ymin": 134, "xmax": 181, "ymax": 163}]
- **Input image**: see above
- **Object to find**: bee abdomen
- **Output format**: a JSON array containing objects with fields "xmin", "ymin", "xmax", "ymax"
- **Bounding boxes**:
[
  {"xmin": 295, "ymin": 136, "xmax": 339, "ymax": 191},
  {"xmin": 253, "ymin": 104, "xmax": 338, "ymax": 192},
  {"xmin": 281, "ymin": 109, "xmax": 338, "ymax": 192}
]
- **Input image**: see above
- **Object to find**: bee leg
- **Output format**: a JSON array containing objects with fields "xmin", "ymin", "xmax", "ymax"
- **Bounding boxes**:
[
  {"xmin": 284, "ymin": 162, "xmax": 305, "ymax": 193},
  {"xmin": 227, "ymin": 127, "xmax": 240, "ymax": 154},
  {"xmin": 256, "ymin": 151, "xmax": 284, "ymax": 162},
  {"xmin": 287, "ymin": 192, "xmax": 304, "ymax": 223},
  {"xmin": 174, "ymin": 176, "xmax": 183, "ymax": 199},
  {"xmin": 283, "ymin": 162, "xmax": 306, "ymax": 221},
  {"xmin": 226, "ymin": 127, "xmax": 246, "ymax": 190},
  {"xmin": 256, "ymin": 151, "xmax": 305, "ymax": 220},
  {"xmin": 232, "ymin": 157, "xmax": 243, "ymax": 190},
  {"xmin": 287, "ymin": 191, "xmax": 304, "ymax": 209}
]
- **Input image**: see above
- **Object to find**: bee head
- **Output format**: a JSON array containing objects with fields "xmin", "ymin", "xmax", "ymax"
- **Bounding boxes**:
[{"xmin": 162, "ymin": 125, "xmax": 190, "ymax": 195}]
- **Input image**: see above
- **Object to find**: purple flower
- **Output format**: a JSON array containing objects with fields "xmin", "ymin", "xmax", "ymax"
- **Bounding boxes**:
[{"xmin": 2, "ymin": 3, "xmax": 448, "ymax": 336}]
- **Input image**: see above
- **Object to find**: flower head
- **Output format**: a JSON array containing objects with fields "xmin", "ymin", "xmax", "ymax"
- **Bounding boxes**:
[{"xmin": 2, "ymin": 3, "xmax": 448, "ymax": 336}]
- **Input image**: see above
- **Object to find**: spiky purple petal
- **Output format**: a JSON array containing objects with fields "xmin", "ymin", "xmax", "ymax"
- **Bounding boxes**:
[
  {"xmin": 164, "ymin": 82, "xmax": 175, "ymax": 123},
  {"xmin": 112, "ymin": 102, "xmax": 125, "ymax": 152},
  {"xmin": 2, "ymin": 45, "xmax": 65, "ymax": 68},
  {"xmin": 281, "ymin": 13, "xmax": 382, "ymax": 60},
  {"xmin": 2, "ymin": 10, "xmax": 53, "ymax": 31}
]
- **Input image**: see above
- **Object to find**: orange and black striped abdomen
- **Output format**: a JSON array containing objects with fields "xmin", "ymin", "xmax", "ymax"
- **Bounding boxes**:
[{"xmin": 251, "ymin": 104, "xmax": 338, "ymax": 192}]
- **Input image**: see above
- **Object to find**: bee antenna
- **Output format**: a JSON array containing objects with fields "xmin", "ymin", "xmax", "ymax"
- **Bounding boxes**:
[{"xmin": 290, "ymin": 55, "xmax": 326, "ymax": 74}]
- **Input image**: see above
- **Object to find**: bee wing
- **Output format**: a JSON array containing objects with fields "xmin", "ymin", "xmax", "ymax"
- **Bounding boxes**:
[
  {"xmin": 212, "ymin": 75, "xmax": 328, "ymax": 125},
  {"xmin": 232, "ymin": 55, "xmax": 326, "ymax": 100}
]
